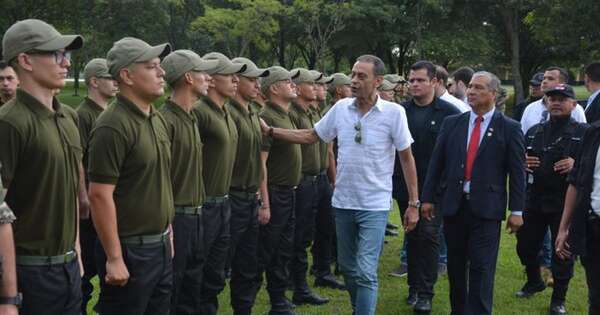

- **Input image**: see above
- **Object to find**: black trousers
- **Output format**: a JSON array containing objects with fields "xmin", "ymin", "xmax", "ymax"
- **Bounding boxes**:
[
  {"xmin": 582, "ymin": 217, "xmax": 600, "ymax": 315},
  {"xmin": 17, "ymin": 258, "xmax": 81, "ymax": 315},
  {"xmin": 96, "ymin": 240, "xmax": 173, "ymax": 315},
  {"xmin": 516, "ymin": 210, "xmax": 574, "ymax": 303},
  {"xmin": 290, "ymin": 177, "xmax": 318, "ymax": 292},
  {"xmin": 199, "ymin": 199, "xmax": 231, "ymax": 315},
  {"xmin": 171, "ymin": 212, "xmax": 204, "ymax": 315},
  {"xmin": 228, "ymin": 193, "xmax": 260, "ymax": 314},
  {"xmin": 444, "ymin": 198, "xmax": 501, "ymax": 315},
  {"xmin": 397, "ymin": 199, "xmax": 442, "ymax": 299},
  {"xmin": 311, "ymin": 173, "xmax": 336, "ymax": 277},
  {"xmin": 257, "ymin": 186, "xmax": 295, "ymax": 305},
  {"xmin": 80, "ymin": 218, "xmax": 98, "ymax": 314}
]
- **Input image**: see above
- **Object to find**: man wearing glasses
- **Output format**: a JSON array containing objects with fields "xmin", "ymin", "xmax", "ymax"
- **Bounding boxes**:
[
  {"xmin": 0, "ymin": 19, "xmax": 84, "ymax": 314},
  {"xmin": 261, "ymin": 55, "xmax": 419, "ymax": 315}
]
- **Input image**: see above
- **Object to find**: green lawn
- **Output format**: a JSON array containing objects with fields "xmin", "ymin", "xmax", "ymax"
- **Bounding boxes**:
[{"xmin": 84, "ymin": 205, "xmax": 589, "ymax": 315}]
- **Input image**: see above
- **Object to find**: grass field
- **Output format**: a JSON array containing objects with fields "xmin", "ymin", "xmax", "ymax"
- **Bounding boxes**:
[{"xmin": 60, "ymin": 84, "xmax": 591, "ymax": 314}]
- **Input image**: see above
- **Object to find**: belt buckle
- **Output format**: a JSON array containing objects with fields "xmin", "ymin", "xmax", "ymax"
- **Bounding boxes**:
[{"xmin": 464, "ymin": 193, "xmax": 471, "ymax": 201}]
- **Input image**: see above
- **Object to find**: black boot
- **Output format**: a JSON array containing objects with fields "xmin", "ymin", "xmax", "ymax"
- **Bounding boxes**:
[{"xmin": 516, "ymin": 265, "xmax": 546, "ymax": 298}]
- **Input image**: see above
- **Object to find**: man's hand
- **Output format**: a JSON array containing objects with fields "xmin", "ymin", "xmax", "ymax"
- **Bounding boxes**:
[
  {"xmin": 421, "ymin": 202, "xmax": 435, "ymax": 221},
  {"xmin": 506, "ymin": 214, "xmax": 523, "ymax": 234},
  {"xmin": 169, "ymin": 224, "xmax": 175, "ymax": 258},
  {"xmin": 0, "ymin": 304, "xmax": 18, "ymax": 315},
  {"xmin": 525, "ymin": 154, "xmax": 540, "ymax": 172},
  {"xmin": 555, "ymin": 229, "xmax": 572, "ymax": 260},
  {"xmin": 105, "ymin": 256, "xmax": 130, "ymax": 286},
  {"xmin": 258, "ymin": 206, "xmax": 271, "ymax": 225},
  {"xmin": 403, "ymin": 207, "xmax": 419, "ymax": 232},
  {"xmin": 554, "ymin": 157, "xmax": 574, "ymax": 175},
  {"xmin": 259, "ymin": 118, "xmax": 270, "ymax": 136},
  {"xmin": 79, "ymin": 197, "xmax": 91, "ymax": 220}
]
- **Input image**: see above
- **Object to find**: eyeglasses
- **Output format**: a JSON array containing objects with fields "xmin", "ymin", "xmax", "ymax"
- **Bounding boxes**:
[
  {"xmin": 354, "ymin": 121, "xmax": 362, "ymax": 144},
  {"xmin": 27, "ymin": 50, "xmax": 72, "ymax": 64}
]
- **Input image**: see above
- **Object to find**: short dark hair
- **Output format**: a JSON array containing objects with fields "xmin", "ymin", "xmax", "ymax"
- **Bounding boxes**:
[
  {"xmin": 545, "ymin": 66, "xmax": 569, "ymax": 83},
  {"xmin": 0, "ymin": 60, "xmax": 9, "ymax": 70},
  {"xmin": 410, "ymin": 60, "xmax": 436, "ymax": 80},
  {"xmin": 451, "ymin": 66, "xmax": 474, "ymax": 85},
  {"xmin": 356, "ymin": 54, "xmax": 385, "ymax": 76},
  {"xmin": 585, "ymin": 62, "xmax": 600, "ymax": 83},
  {"xmin": 435, "ymin": 65, "xmax": 449, "ymax": 84}
]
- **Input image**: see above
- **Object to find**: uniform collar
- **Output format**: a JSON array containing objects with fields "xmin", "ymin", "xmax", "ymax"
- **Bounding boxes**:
[
  {"xmin": 84, "ymin": 97, "xmax": 104, "ymax": 113},
  {"xmin": 229, "ymin": 98, "xmax": 253, "ymax": 115},
  {"xmin": 267, "ymin": 101, "xmax": 289, "ymax": 116},
  {"xmin": 164, "ymin": 99, "xmax": 196, "ymax": 122},
  {"xmin": 117, "ymin": 93, "xmax": 156, "ymax": 120},
  {"xmin": 201, "ymin": 96, "xmax": 228, "ymax": 116},
  {"xmin": 17, "ymin": 89, "xmax": 66, "ymax": 118}
]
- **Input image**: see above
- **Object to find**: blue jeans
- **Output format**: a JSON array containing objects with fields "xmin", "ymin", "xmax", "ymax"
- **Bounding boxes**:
[
  {"xmin": 336, "ymin": 208, "xmax": 389, "ymax": 315},
  {"xmin": 439, "ymin": 223, "xmax": 448, "ymax": 265},
  {"xmin": 539, "ymin": 228, "xmax": 552, "ymax": 267}
]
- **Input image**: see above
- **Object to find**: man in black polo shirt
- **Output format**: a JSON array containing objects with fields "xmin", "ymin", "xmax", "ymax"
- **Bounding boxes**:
[
  {"xmin": 397, "ymin": 61, "xmax": 460, "ymax": 313},
  {"xmin": 88, "ymin": 37, "xmax": 173, "ymax": 314},
  {"xmin": 0, "ymin": 19, "xmax": 84, "ymax": 315}
]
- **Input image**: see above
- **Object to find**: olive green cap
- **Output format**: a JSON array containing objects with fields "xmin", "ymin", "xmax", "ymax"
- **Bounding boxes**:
[
  {"xmin": 107, "ymin": 37, "xmax": 171, "ymax": 79},
  {"xmin": 202, "ymin": 52, "xmax": 246, "ymax": 75},
  {"xmin": 2, "ymin": 19, "xmax": 83, "ymax": 62},
  {"xmin": 309, "ymin": 70, "xmax": 334, "ymax": 84},
  {"xmin": 260, "ymin": 66, "xmax": 297, "ymax": 93},
  {"xmin": 327, "ymin": 73, "xmax": 352, "ymax": 93},
  {"xmin": 291, "ymin": 68, "xmax": 321, "ymax": 85},
  {"xmin": 384, "ymin": 74, "xmax": 406, "ymax": 84},
  {"xmin": 378, "ymin": 80, "xmax": 396, "ymax": 91},
  {"xmin": 161, "ymin": 49, "xmax": 219, "ymax": 85},
  {"xmin": 83, "ymin": 58, "xmax": 111, "ymax": 83},
  {"xmin": 232, "ymin": 57, "xmax": 269, "ymax": 78}
]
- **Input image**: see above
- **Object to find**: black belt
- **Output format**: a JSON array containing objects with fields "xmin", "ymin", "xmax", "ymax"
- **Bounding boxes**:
[
  {"xmin": 463, "ymin": 193, "xmax": 471, "ymax": 201},
  {"xmin": 269, "ymin": 184, "xmax": 297, "ymax": 191},
  {"xmin": 588, "ymin": 209, "xmax": 600, "ymax": 222},
  {"xmin": 175, "ymin": 205, "xmax": 202, "ymax": 215},
  {"xmin": 301, "ymin": 174, "xmax": 318, "ymax": 183},
  {"xmin": 229, "ymin": 188, "xmax": 258, "ymax": 201},
  {"xmin": 204, "ymin": 195, "xmax": 229, "ymax": 204}
]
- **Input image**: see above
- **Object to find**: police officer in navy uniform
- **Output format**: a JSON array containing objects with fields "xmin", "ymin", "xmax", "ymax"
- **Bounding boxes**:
[{"xmin": 516, "ymin": 84, "xmax": 587, "ymax": 315}]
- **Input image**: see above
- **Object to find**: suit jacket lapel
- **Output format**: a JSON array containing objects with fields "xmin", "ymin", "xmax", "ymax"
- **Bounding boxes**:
[
  {"xmin": 457, "ymin": 112, "xmax": 469, "ymax": 163},
  {"xmin": 476, "ymin": 111, "xmax": 501, "ymax": 158}
]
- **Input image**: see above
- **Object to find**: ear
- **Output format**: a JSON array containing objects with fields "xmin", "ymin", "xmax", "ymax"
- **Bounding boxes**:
[
  {"xmin": 89, "ymin": 77, "xmax": 100, "ymax": 89},
  {"xmin": 374, "ymin": 75, "xmax": 384, "ymax": 89},
  {"xmin": 16, "ymin": 53, "xmax": 34, "ymax": 72},
  {"xmin": 119, "ymin": 67, "xmax": 135, "ymax": 86},
  {"xmin": 183, "ymin": 72, "xmax": 194, "ymax": 85}
]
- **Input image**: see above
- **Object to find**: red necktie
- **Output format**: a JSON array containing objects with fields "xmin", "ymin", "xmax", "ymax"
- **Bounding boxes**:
[{"xmin": 465, "ymin": 116, "xmax": 483, "ymax": 181}]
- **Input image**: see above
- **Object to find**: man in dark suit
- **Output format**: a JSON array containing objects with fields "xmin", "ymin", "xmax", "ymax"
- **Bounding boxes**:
[
  {"xmin": 584, "ymin": 62, "xmax": 600, "ymax": 124},
  {"xmin": 421, "ymin": 71, "xmax": 526, "ymax": 315}
]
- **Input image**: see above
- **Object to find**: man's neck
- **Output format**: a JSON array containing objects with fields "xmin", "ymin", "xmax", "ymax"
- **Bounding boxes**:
[
  {"xmin": 207, "ymin": 89, "xmax": 226, "ymax": 108},
  {"xmin": 231, "ymin": 94, "xmax": 250, "ymax": 109},
  {"xmin": 0, "ymin": 94, "xmax": 13, "ymax": 104},
  {"xmin": 472, "ymin": 104, "xmax": 494, "ymax": 116},
  {"xmin": 414, "ymin": 92, "xmax": 435, "ymax": 107},
  {"xmin": 589, "ymin": 83, "xmax": 600, "ymax": 95},
  {"xmin": 356, "ymin": 92, "xmax": 378, "ymax": 114},
  {"xmin": 434, "ymin": 87, "xmax": 445, "ymax": 98},
  {"xmin": 20, "ymin": 79, "xmax": 55, "ymax": 111},
  {"xmin": 88, "ymin": 90, "xmax": 110, "ymax": 109},
  {"xmin": 294, "ymin": 98, "xmax": 312, "ymax": 110},
  {"xmin": 270, "ymin": 97, "xmax": 290, "ymax": 112},
  {"xmin": 119, "ymin": 88, "xmax": 152, "ymax": 115},
  {"xmin": 170, "ymin": 88, "xmax": 198, "ymax": 113}
]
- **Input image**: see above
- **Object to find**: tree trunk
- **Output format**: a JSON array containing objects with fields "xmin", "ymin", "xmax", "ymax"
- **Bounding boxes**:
[{"xmin": 501, "ymin": 7, "xmax": 524, "ymax": 104}]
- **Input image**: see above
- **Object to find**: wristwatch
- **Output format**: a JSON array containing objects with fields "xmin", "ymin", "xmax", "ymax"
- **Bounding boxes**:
[
  {"xmin": 0, "ymin": 292, "xmax": 22, "ymax": 307},
  {"xmin": 408, "ymin": 200, "xmax": 421, "ymax": 209}
]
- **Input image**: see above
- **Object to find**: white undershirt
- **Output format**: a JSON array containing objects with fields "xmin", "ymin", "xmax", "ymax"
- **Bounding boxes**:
[{"xmin": 591, "ymin": 145, "xmax": 600, "ymax": 216}]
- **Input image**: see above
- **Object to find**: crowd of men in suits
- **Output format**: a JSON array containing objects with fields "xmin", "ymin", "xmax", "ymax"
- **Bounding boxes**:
[{"xmin": 1, "ymin": 18, "xmax": 600, "ymax": 315}]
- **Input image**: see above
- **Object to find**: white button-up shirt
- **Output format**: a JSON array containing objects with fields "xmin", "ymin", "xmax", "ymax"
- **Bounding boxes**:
[
  {"xmin": 315, "ymin": 96, "xmax": 413, "ymax": 211},
  {"xmin": 440, "ymin": 90, "xmax": 470, "ymax": 113},
  {"xmin": 520, "ymin": 98, "xmax": 587, "ymax": 134}
]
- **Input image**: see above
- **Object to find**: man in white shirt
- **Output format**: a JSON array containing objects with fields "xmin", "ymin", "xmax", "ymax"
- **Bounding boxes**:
[
  {"xmin": 449, "ymin": 66, "xmax": 474, "ymax": 104},
  {"xmin": 435, "ymin": 65, "xmax": 470, "ymax": 113},
  {"xmin": 521, "ymin": 66, "xmax": 587, "ymax": 133},
  {"xmin": 260, "ymin": 54, "xmax": 419, "ymax": 315}
]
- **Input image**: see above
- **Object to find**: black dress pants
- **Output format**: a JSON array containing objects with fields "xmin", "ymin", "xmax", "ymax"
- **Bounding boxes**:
[
  {"xmin": 311, "ymin": 173, "xmax": 336, "ymax": 277},
  {"xmin": 80, "ymin": 218, "xmax": 98, "ymax": 314},
  {"xmin": 290, "ymin": 177, "xmax": 317, "ymax": 292},
  {"xmin": 582, "ymin": 217, "xmax": 600, "ymax": 315}
]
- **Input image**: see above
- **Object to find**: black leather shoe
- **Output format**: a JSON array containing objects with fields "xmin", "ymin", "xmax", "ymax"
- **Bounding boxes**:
[
  {"xmin": 387, "ymin": 222, "xmax": 399, "ymax": 230},
  {"xmin": 268, "ymin": 301, "xmax": 298, "ymax": 315},
  {"xmin": 314, "ymin": 274, "xmax": 345, "ymax": 290},
  {"xmin": 293, "ymin": 291, "xmax": 329, "ymax": 305},
  {"xmin": 406, "ymin": 292, "xmax": 418, "ymax": 306},
  {"xmin": 515, "ymin": 281, "xmax": 546, "ymax": 298},
  {"xmin": 414, "ymin": 297, "xmax": 432, "ymax": 313},
  {"xmin": 550, "ymin": 302, "xmax": 568, "ymax": 315},
  {"xmin": 284, "ymin": 298, "xmax": 296, "ymax": 309}
]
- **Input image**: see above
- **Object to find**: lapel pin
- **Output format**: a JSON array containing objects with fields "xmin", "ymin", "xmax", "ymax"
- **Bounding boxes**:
[{"xmin": 487, "ymin": 132, "xmax": 492, "ymax": 137}]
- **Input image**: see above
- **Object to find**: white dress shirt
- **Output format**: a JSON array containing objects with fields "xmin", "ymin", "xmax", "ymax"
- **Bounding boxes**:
[
  {"xmin": 585, "ymin": 89, "xmax": 600, "ymax": 112},
  {"xmin": 591, "ymin": 144, "xmax": 600, "ymax": 216},
  {"xmin": 520, "ymin": 98, "xmax": 587, "ymax": 134},
  {"xmin": 315, "ymin": 96, "xmax": 413, "ymax": 211},
  {"xmin": 440, "ymin": 90, "xmax": 470, "ymax": 113}
]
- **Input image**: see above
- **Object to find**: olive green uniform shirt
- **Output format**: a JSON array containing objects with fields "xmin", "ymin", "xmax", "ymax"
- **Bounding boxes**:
[
  {"xmin": 76, "ymin": 97, "xmax": 104, "ymax": 173},
  {"xmin": 193, "ymin": 97, "xmax": 238, "ymax": 197},
  {"xmin": 88, "ymin": 94, "xmax": 174, "ymax": 237},
  {"xmin": 260, "ymin": 102, "xmax": 302, "ymax": 186},
  {"xmin": 160, "ymin": 100, "xmax": 205, "ymax": 207},
  {"xmin": 289, "ymin": 103, "xmax": 320, "ymax": 175},
  {"xmin": 228, "ymin": 100, "xmax": 263, "ymax": 192},
  {"xmin": 0, "ymin": 89, "xmax": 81, "ymax": 255}
]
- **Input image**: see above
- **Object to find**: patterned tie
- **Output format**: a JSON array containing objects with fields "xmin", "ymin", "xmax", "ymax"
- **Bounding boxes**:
[{"xmin": 465, "ymin": 116, "xmax": 483, "ymax": 181}]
